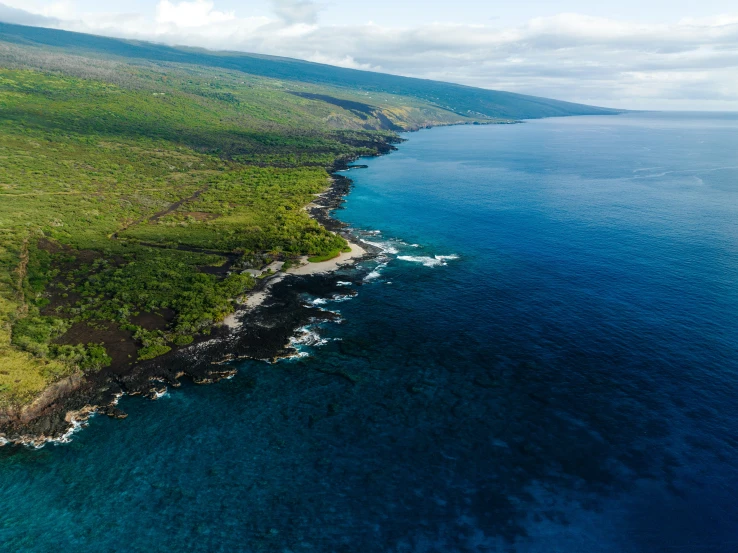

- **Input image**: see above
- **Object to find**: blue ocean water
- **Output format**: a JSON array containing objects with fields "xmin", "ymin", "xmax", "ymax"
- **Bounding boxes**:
[{"xmin": 2, "ymin": 112, "xmax": 738, "ymax": 552}]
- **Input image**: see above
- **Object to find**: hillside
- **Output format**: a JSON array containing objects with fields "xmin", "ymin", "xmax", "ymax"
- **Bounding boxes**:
[{"xmin": 0, "ymin": 22, "xmax": 619, "ymax": 120}]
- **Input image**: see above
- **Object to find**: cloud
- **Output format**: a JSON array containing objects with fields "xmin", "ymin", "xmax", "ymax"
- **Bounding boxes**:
[
  {"xmin": 0, "ymin": 1, "xmax": 737, "ymax": 109},
  {"xmin": 270, "ymin": 0, "xmax": 321, "ymax": 26},
  {"xmin": 0, "ymin": 2, "xmax": 59, "ymax": 25},
  {"xmin": 306, "ymin": 52, "xmax": 379, "ymax": 71},
  {"xmin": 156, "ymin": 0, "xmax": 234, "ymax": 28}
]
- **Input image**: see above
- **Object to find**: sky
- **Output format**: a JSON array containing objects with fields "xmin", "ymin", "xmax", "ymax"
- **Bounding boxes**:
[{"xmin": 0, "ymin": 0, "xmax": 737, "ymax": 110}]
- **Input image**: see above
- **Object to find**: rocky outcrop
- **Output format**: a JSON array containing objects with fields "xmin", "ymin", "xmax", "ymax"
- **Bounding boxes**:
[
  {"xmin": 0, "ymin": 372, "xmax": 85, "ymax": 426},
  {"xmin": 0, "ymin": 373, "xmax": 93, "ymax": 446}
]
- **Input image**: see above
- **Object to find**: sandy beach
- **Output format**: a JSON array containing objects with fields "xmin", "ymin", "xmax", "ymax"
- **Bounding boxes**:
[
  {"xmin": 286, "ymin": 240, "xmax": 367, "ymax": 275},
  {"xmin": 220, "ymin": 238, "xmax": 367, "ymax": 331}
]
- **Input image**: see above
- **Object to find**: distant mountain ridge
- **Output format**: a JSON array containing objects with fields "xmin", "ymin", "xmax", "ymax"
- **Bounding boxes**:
[{"xmin": 0, "ymin": 21, "xmax": 619, "ymax": 120}]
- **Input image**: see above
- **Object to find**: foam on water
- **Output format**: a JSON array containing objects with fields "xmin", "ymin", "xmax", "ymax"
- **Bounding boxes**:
[
  {"xmin": 397, "ymin": 254, "xmax": 459, "ymax": 267},
  {"xmin": 309, "ymin": 293, "xmax": 355, "ymax": 306},
  {"xmin": 363, "ymin": 240, "xmax": 400, "ymax": 255},
  {"xmin": 289, "ymin": 325, "xmax": 329, "ymax": 350},
  {"xmin": 330, "ymin": 294, "xmax": 354, "ymax": 303},
  {"xmin": 46, "ymin": 413, "xmax": 94, "ymax": 448},
  {"xmin": 364, "ymin": 262, "xmax": 388, "ymax": 281}
]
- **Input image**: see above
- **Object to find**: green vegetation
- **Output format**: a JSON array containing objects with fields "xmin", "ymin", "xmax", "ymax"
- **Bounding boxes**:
[
  {"xmin": 0, "ymin": 18, "xmax": 614, "ymax": 409},
  {"xmin": 0, "ymin": 40, "xmax": 490, "ymax": 409},
  {"xmin": 308, "ymin": 245, "xmax": 352, "ymax": 263}
]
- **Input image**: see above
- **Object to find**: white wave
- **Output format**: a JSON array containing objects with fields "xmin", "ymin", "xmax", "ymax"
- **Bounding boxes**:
[
  {"xmin": 397, "ymin": 254, "xmax": 459, "ymax": 267},
  {"xmin": 282, "ymin": 322, "xmax": 335, "ymax": 361},
  {"xmin": 336, "ymin": 281, "xmax": 353, "ymax": 287},
  {"xmin": 50, "ymin": 413, "xmax": 94, "ymax": 447},
  {"xmin": 398, "ymin": 255, "xmax": 443, "ymax": 267},
  {"xmin": 364, "ymin": 261, "xmax": 388, "ymax": 281},
  {"xmin": 290, "ymin": 325, "xmax": 328, "ymax": 348},
  {"xmin": 277, "ymin": 351, "xmax": 310, "ymax": 362},
  {"xmin": 364, "ymin": 270, "xmax": 382, "ymax": 281},
  {"xmin": 363, "ymin": 240, "xmax": 399, "ymax": 255},
  {"xmin": 310, "ymin": 293, "xmax": 354, "ymax": 305}
]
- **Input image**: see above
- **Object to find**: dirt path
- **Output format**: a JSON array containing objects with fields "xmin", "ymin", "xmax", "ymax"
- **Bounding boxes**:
[
  {"xmin": 111, "ymin": 185, "xmax": 209, "ymax": 239},
  {"xmin": 14, "ymin": 235, "xmax": 29, "ymax": 314},
  {"xmin": 147, "ymin": 186, "xmax": 210, "ymax": 223}
]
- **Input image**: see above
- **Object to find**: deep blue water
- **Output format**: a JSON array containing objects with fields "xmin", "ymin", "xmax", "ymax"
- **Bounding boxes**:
[{"xmin": 2, "ymin": 112, "xmax": 738, "ymax": 552}]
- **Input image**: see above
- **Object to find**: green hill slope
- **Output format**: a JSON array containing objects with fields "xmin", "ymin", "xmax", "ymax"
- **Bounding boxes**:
[{"xmin": 0, "ymin": 21, "xmax": 618, "ymax": 120}]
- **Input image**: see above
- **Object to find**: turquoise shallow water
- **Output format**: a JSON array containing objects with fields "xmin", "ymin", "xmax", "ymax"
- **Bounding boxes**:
[{"xmin": 2, "ymin": 113, "xmax": 738, "ymax": 552}]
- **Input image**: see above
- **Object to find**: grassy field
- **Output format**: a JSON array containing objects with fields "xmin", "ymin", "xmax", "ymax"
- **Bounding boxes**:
[{"xmin": 0, "ymin": 46, "xmax": 482, "ymax": 408}]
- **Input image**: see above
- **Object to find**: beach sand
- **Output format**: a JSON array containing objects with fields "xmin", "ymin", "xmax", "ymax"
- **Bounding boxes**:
[
  {"xmin": 221, "ymin": 241, "xmax": 366, "ymax": 331},
  {"xmin": 286, "ymin": 241, "xmax": 367, "ymax": 276},
  {"xmin": 221, "ymin": 312, "xmax": 242, "ymax": 330},
  {"xmin": 221, "ymin": 273, "xmax": 288, "ymax": 329}
]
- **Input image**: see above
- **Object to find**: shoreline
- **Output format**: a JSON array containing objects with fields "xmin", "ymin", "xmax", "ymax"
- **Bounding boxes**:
[
  {"xmin": 0, "ymin": 119, "xmax": 516, "ymax": 447},
  {"xmin": 0, "ymin": 159, "xmax": 382, "ymax": 447}
]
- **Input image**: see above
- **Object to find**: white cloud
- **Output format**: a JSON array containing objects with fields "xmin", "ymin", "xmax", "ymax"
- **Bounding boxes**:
[
  {"xmin": 0, "ymin": 2, "xmax": 59, "ymax": 25},
  {"xmin": 156, "ymin": 0, "xmax": 234, "ymax": 28},
  {"xmin": 271, "ymin": 0, "xmax": 321, "ymax": 25},
  {"xmin": 39, "ymin": 1, "xmax": 73, "ymax": 18},
  {"xmin": 0, "ymin": 0, "xmax": 69, "ymax": 18},
  {"xmin": 306, "ymin": 52, "xmax": 379, "ymax": 71},
  {"xmin": 1, "ymin": 0, "xmax": 737, "ymax": 109}
]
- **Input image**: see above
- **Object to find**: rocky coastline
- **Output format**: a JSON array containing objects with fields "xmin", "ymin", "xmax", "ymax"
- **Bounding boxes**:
[
  {"xmin": 0, "ymin": 122, "xmax": 508, "ymax": 447},
  {"xmin": 0, "ymin": 156, "xmax": 387, "ymax": 447}
]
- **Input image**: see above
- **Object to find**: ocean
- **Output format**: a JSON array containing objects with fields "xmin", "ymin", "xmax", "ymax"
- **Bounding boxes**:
[{"xmin": 1, "ymin": 112, "xmax": 737, "ymax": 552}]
